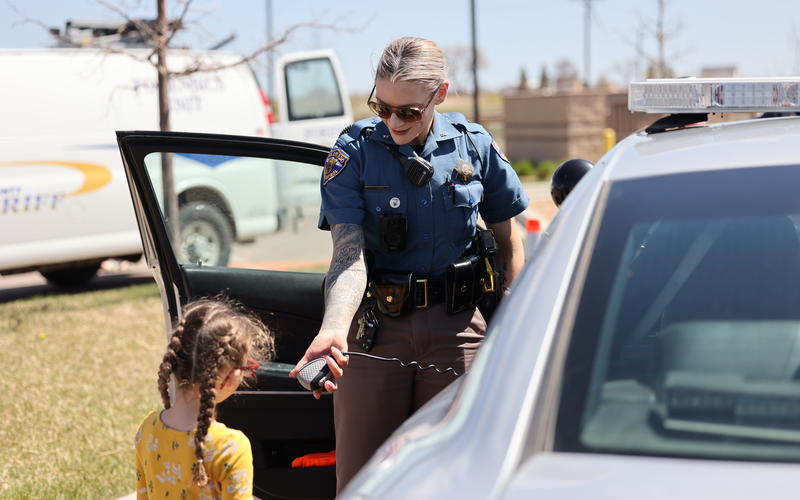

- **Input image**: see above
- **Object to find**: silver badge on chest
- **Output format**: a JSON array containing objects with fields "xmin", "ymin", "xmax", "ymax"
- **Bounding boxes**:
[{"xmin": 389, "ymin": 197, "xmax": 401, "ymax": 209}]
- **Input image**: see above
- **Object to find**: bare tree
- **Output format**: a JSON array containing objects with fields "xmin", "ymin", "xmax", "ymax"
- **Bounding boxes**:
[
  {"xmin": 636, "ymin": 0, "xmax": 682, "ymax": 78},
  {"xmin": 444, "ymin": 45, "xmax": 488, "ymax": 94},
  {"xmin": 156, "ymin": 0, "xmax": 178, "ymax": 241},
  {"xmin": 594, "ymin": 0, "xmax": 684, "ymax": 83}
]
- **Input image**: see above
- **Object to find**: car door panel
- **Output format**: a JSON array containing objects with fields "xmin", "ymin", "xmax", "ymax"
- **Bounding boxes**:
[
  {"xmin": 182, "ymin": 265, "xmax": 325, "ymax": 366},
  {"xmin": 182, "ymin": 266, "xmax": 324, "ymax": 322},
  {"xmin": 117, "ymin": 131, "xmax": 336, "ymax": 499}
]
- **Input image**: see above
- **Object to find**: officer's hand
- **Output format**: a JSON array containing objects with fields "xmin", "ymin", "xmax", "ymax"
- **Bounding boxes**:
[{"xmin": 290, "ymin": 332, "xmax": 349, "ymax": 399}]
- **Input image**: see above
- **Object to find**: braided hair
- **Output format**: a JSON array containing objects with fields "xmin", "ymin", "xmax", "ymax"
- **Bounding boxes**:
[{"xmin": 156, "ymin": 298, "xmax": 274, "ymax": 486}]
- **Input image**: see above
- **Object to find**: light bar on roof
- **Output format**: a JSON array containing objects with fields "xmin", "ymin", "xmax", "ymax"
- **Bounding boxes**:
[{"xmin": 629, "ymin": 78, "xmax": 800, "ymax": 113}]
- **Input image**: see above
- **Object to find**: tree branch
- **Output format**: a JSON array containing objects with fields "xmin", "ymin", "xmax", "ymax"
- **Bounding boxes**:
[
  {"xmin": 162, "ymin": 0, "xmax": 193, "ymax": 48},
  {"xmin": 168, "ymin": 21, "xmax": 335, "ymax": 77}
]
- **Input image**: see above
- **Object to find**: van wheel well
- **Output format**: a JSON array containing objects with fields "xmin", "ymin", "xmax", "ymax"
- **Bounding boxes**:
[{"xmin": 179, "ymin": 188, "xmax": 236, "ymax": 239}]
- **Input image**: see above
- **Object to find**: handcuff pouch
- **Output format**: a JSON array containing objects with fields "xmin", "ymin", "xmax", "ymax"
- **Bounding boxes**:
[{"xmin": 445, "ymin": 254, "xmax": 481, "ymax": 314}]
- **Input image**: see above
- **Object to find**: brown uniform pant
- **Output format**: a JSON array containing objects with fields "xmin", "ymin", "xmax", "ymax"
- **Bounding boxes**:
[{"xmin": 333, "ymin": 303, "xmax": 486, "ymax": 493}]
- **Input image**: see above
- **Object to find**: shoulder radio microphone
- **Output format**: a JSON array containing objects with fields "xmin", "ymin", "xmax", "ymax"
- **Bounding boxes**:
[{"xmin": 295, "ymin": 352, "xmax": 460, "ymax": 391}]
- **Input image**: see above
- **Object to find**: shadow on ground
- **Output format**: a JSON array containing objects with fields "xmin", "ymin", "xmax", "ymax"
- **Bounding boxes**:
[{"xmin": 0, "ymin": 273, "xmax": 155, "ymax": 303}]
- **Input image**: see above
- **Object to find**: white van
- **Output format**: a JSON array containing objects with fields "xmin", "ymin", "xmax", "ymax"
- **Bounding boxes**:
[{"xmin": 0, "ymin": 47, "xmax": 351, "ymax": 286}]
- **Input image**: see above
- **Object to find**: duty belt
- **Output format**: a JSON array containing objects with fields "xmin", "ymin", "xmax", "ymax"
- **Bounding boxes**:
[
  {"xmin": 369, "ymin": 271, "xmax": 447, "ymax": 316},
  {"xmin": 411, "ymin": 277, "xmax": 446, "ymax": 309}
]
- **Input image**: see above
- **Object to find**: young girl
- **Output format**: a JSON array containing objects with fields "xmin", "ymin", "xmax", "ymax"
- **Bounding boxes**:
[{"xmin": 135, "ymin": 298, "xmax": 274, "ymax": 499}]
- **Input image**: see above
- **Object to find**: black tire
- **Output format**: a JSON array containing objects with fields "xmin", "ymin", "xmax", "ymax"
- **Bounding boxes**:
[
  {"xmin": 178, "ymin": 202, "xmax": 233, "ymax": 266},
  {"xmin": 41, "ymin": 262, "xmax": 101, "ymax": 288}
]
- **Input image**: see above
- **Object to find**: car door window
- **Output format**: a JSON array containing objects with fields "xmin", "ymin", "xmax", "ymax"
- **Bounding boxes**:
[{"xmin": 143, "ymin": 152, "xmax": 331, "ymax": 271}]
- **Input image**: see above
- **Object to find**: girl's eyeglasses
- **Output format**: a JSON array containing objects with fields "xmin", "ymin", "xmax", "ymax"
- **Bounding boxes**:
[
  {"xmin": 367, "ymin": 84, "xmax": 441, "ymax": 123},
  {"xmin": 241, "ymin": 359, "xmax": 260, "ymax": 379}
]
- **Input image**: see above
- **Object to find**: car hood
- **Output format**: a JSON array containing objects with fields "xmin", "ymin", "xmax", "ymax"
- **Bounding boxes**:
[{"xmin": 502, "ymin": 452, "xmax": 800, "ymax": 500}]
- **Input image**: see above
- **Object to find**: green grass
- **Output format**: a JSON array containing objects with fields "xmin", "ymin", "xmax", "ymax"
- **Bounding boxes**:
[{"xmin": 0, "ymin": 284, "xmax": 164, "ymax": 499}]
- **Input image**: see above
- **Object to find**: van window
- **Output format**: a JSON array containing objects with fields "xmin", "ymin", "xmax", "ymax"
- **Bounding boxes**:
[{"xmin": 284, "ymin": 58, "xmax": 344, "ymax": 121}]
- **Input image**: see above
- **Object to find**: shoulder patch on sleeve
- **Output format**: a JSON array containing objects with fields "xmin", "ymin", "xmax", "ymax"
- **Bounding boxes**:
[
  {"xmin": 323, "ymin": 147, "xmax": 350, "ymax": 185},
  {"xmin": 491, "ymin": 140, "xmax": 510, "ymax": 163}
]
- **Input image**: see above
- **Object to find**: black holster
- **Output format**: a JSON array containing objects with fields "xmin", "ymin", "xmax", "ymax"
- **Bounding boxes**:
[{"xmin": 445, "ymin": 254, "xmax": 482, "ymax": 314}]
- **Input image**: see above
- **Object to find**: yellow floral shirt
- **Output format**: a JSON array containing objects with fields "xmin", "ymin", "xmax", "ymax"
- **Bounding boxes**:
[{"xmin": 135, "ymin": 410, "xmax": 253, "ymax": 500}]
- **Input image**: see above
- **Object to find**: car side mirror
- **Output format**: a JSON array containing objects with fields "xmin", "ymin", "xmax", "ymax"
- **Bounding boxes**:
[{"xmin": 551, "ymin": 158, "xmax": 594, "ymax": 207}]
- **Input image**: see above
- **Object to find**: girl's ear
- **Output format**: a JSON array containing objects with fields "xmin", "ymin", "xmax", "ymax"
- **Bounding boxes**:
[{"xmin": 221, "ymin": 368, "xmax": 242, "ymax": 389}]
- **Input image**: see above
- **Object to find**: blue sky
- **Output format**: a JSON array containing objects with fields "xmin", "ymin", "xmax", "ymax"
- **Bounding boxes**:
[{"xmin": 2, "ymin": 0, "xmax": 799, "ymax": 93}]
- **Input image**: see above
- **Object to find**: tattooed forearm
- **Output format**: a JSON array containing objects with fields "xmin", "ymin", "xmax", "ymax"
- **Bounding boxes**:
[{"xmin": 320, "ymin": 223, "xmax": 367, "ymax": 334}]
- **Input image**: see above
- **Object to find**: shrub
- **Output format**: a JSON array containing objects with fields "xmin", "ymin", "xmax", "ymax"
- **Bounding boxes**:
[
  {"xmin": 511, "ymin": 159, "xmax": 536, "ymax": 178},
  {"xmin": 535, "ymin": 160, "xmax": 561, "ymax": 181},
  {"xmin": 511, "ymin": 158, "xmax": 563, "ymax": 181}
]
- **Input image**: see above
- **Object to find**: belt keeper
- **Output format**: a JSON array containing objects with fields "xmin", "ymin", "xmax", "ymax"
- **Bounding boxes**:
[{"xmin": 415, "ymin": 278, "xmax": 429, "ymax": 308}]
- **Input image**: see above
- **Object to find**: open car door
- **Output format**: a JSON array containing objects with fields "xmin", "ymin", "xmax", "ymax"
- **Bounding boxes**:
[{"xmin": 117, "ymin": 131, "xmax": 335, "ymax": 499}]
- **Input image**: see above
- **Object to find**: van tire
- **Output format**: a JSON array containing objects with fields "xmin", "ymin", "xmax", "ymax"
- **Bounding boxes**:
[
  {"xmin": 41, "ymin": 263, "xmax": 101, "ymax": 288},
  {"xmin": 179, "ymin": 202, "xmax": 233, "ymax": 266}
]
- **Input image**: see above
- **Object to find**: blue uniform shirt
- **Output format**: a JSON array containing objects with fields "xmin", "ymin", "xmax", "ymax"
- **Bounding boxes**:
[{"xmin": 318, "ymin": 111, "xmax": 529, "ymax": 277}]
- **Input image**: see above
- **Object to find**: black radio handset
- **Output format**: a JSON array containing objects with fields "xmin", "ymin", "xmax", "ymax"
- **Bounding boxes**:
[
  {"xmin": 296, "ymin": 358, "xmax": 333, "ymax": 391},
  {"xmin": 380, "ymin": 143, "xmax": 434, "ymax": 187},
  {"xmin": 296, "ymin": 352, "xmax": 460, "ymax": 391},
  {"xmin": 399, "ymin": 155, "xmax": 434, "ymax": 186}
]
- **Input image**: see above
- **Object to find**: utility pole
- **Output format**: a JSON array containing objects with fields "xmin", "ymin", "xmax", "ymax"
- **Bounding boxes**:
[
  {"xmin": 657, "ymin": 0, "xmax": 666, "ymax": 78},
  {"xmin": 265, "ymin": 0, "xmax": 274, "ymax": 99},
  {"xmin": 572, "ymin": 0, "xmax": 599, "ymax": 87},
  {"xmin": 470, "ymin": 0, "xmax": 480, "ymax": 123},
  {"xmin": 583, "ymin": 0, "xmax": 591, "ymax": 87}
]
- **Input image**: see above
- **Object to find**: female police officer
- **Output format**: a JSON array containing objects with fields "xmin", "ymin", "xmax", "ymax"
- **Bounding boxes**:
[{"xmin": 291, "ymin": 36, "xmax": 529, "ymax": 492}]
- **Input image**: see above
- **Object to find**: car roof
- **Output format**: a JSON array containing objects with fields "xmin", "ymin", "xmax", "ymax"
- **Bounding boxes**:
[{"xmin": 603, "ymin": 115, "xmax": 800, "ymax": 182}]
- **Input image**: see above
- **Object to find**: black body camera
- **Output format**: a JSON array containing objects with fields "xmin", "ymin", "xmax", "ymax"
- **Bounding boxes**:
[{"xmin": 379, "ymin": 213, "xmax": 407, "ymax": 253}]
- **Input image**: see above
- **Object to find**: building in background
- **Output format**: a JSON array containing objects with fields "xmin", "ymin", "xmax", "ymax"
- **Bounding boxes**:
[
  {"xmin": 504, "ymin": 91, "xmax": 657, "ymax": 163},
  {"xmin": 503, "ymin": 66, "xmax": 744, "ymax": 163}
]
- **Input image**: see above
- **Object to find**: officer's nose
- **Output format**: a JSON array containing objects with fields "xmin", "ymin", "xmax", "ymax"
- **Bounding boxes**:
[{"xmin": 387, "ymin": 112, "xmax": 406, "ymax": 129}]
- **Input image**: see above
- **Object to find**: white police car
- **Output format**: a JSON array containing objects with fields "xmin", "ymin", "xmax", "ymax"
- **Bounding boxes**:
[
  {"xmin": 118, "ymin": 78, "xmax": 800, "ymax": 499},
  {"xmin": 340, "ymin": 78, "xmax": 800, "ymax": 499}
]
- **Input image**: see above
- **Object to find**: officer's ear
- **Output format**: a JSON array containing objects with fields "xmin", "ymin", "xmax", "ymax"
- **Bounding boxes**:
[{"xmin": 434, "ymin": 81, "xmax": 449, "ymax": 106}]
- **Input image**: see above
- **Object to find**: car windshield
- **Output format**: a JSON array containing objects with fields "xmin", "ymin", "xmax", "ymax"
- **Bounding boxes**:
[{"xmin": 556, "ymin": 164, "xmax": 800, "ymax": 462}]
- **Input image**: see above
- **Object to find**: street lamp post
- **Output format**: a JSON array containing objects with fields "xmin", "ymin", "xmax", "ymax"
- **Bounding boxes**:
[{"xmin": 470, "ymin": 0, "xmax": 480, "ymax": 123}]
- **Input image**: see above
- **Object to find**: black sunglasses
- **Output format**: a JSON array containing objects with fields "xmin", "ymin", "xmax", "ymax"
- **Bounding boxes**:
[{"xmin": 367, "ymin": 84, "xmax": 441, "ymax": 122}]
